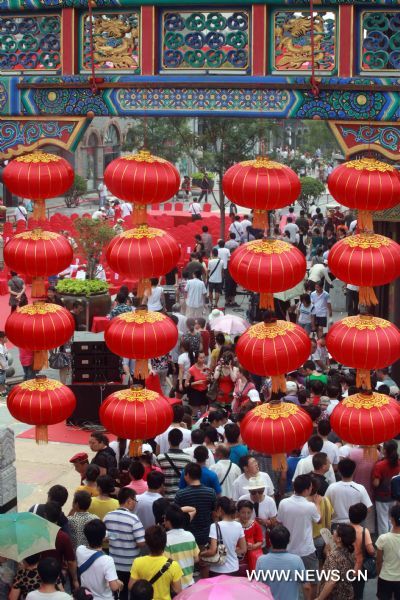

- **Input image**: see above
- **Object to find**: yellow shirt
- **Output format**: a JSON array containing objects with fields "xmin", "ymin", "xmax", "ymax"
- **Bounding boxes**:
[
  {"xmin": 88, "ymin": 497, "xmax": 119, "ymax": 521},
  {"xmin": 76, "ymin": 484, "xmax": 99, "ymax": 497},
  {"xmin": 312, "ymin": 496, "xmax": 333, "ymax": 538},
  {"xmin": 130, "ymin": 556, "xmax": 183, "ymax": 600}
]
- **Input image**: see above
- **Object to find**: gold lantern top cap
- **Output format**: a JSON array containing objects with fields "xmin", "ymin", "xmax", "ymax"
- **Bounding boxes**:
[
  {"xmin": 345, "ymin": 158, "xmax": 395, "ymax": 173},
  {"xmin": 15, "ymin": 152, "xmax": 63, "ymax": 164}
]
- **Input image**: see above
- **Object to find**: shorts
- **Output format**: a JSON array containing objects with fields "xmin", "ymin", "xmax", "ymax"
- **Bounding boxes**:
[
  {"xmin": 314, "ymin": 316, "xmax": 327, "ymax": 327},
  {"xmin": 301, "ymin": 552, "xmax": 318, "ymax": 578},
  {"xmin": 208, "ymin": 282, "xmax": 222, "ymax": 294},
  {"xmin": 0, "ymin": 370, "xmax": 5, "ymax": 385},
  {"xmin": 377, "ymin": 577, "xmax": 400, "ymax": 600},
  {"xmin": 187, "ymin": 388, "xmax": 208, "ymax": 407},
  {"xmin": 313, "ymin": 535, "xmax": 325, "ymax": 561}
]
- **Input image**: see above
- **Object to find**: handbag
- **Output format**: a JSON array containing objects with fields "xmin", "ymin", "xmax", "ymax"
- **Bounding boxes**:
[
  {"xmin": 201, "ymin": 522, "xmax": 227, "ymax": 566},
  {"xmin": 49, "ymin": 350, "xmax": 70, "ymax": 370},
  {"xmin": 18, "ymin": 292, "xmax": 28, "ymax": 307},
  {"xmin": 208, "ymin": 367, "xmax": 220, "ymax": 401},
  {"xmin": 361, "ymin": 527, "xmax": 377, "ymax": 579}
]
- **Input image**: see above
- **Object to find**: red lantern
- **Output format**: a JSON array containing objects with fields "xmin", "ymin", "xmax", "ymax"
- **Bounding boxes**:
[
  {"xmin": 223, "ymin": 157, "xmax": 300, "ymax": 228},
  {"xmin": 229, "ymin": 239, "xmax": 306, "ymax": 309},
  {"xmin": 328, "ymin": 233, "xmax": 400, "ymax": 307},
  {"xmin": 100, "ymin": 387, "xmax": 173, "ymax": 455},
  {"xmin": 328, "ymin": 158, "xmax": 400, "ymax": 231},
  {"xmin": 236, "ymin": 319, "xmax": 311, "ymax": 392},
  {"xmin": 6, "ymin": 303, "xmax": 75, "ymax": 351},
  {"xmin": 106, "ymin": 225, "xmax": 180, "ymax": 280},
  {"xmin": 240, "ymin": 401, "xmax": 313, "ymax": 469},
  {"xmin": 7, "ymin": 376, "xmax": 76, "ymax": 443},
  {"xmin": 105, "ymin": 310, "xmax": 178, "ymax": 378},
  {"xmin": 326, "ymin": 315, "xmax": 400, "ymax": 389},
  {"xmin": 104, "ymin": 150, "xmax": 180, "ymax": 210},
  {"xmin": 3, "ymin": 152, "xmax": 74, "ymax": 219},
  {"xmin": 330, "ymin": 391, "xmax": 400, "ymax": 447}
]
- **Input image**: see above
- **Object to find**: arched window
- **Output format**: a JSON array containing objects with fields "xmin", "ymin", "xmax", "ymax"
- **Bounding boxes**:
[
  {"xmin": 104, "ymin": 125, "xmax": 121, "ymax": 169},
  {"xmin": 84, "ymin": 132, "xmax": 99, "ymax": 190}
]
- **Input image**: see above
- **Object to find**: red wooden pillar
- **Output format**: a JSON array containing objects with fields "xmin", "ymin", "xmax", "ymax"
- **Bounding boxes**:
[
  {"xmin": 252, "ymin": 4, "xmax": 267, "ymax": 76},
  {"xmin": 141, "ymin": 6, "xmax": 156, "ymax": 75},
  {"xmin": 338, "ymin": 4, "xmax": 354, "ymax": 78},
  {"xmin": 62, "ymin": 8, "xmax": 78, "ymax": 75}
]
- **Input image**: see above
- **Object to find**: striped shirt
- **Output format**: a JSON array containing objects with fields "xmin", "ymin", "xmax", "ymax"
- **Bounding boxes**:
[
  {"xmin": 157, "ymin": 450, "xmax": 192, "ymax": 500},
  {"xmin": 104, "ymin": 508, "xmax": 145, "ymax": 572},
  {"xmin": 165, "ymin": 528, "xmax": 199, "ymax": 588},
  {"xmin": 175, "ymin": 484, "xmax": 217, "ymax": 546}
]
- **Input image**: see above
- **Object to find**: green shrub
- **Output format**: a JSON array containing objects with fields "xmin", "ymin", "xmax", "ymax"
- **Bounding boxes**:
[{"xmin": 56, "ymin": 279, "xmax": 109, "ymax": 296}]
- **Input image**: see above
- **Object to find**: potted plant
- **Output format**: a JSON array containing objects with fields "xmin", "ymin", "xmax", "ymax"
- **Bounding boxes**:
[
  {"xmin": 191, "ymin": 171, "xmax": 215, "ymax": 190},
  {"xmin": 56, "ymin": 217, "xmax": 115, "ymax": 329}
]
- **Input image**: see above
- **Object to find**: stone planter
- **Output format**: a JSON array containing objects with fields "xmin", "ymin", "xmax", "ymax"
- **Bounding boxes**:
[
  {"xmin": 192, "ymin": 178, "xmax": 215, "ymax": 190},
  {"xmin": 60, "ymin": 292, "xmax": 111, "ymax": 331}
]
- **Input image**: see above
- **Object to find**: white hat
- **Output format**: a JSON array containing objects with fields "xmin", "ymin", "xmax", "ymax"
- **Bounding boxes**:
[
  {"xmin": 286, "ymin": 381, "xmax": 298, "ymax": 394},
  {"xmin": 208, "ymin": 308, "xmax": 223, "ymax": 322},
  {"xmin": 141, "ymin": 443, "xmax": 153, "ymax": 454},
  {"xmin": 243, "ymin": 475, "xmax": 266, "ymax": 491},
  {"xmin": 248, "ymin": 389, "xmax": 260, "ymax": 403}
]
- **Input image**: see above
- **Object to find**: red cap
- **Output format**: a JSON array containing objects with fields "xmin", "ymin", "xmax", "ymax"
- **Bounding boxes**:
[{"xmin": 69, "ymin": 452, "xmax": 89, "ymax": 464}]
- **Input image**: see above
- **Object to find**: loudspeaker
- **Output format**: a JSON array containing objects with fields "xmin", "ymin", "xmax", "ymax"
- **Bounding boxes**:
[
  {"xmin": 71, "ymin": 341, "xmax": 122, "ymax": 383},
  {"xmin": 68, "ymin": 383, "xmax": 127, "ymax": 425}
]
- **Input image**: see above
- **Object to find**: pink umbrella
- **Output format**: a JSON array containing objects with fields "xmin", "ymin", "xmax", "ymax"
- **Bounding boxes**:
[
  {"xmin": 211, "ymin": 314, "xmax": 249, "ymax": 336},
  {"xmin": 176, "ymin": 575, "xmax": 274, "ymax": 600}
]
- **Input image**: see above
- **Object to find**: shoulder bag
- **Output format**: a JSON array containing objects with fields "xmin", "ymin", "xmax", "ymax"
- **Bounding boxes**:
[
  {"xmin": 219, "ymin": 461, "xmax": 233, "ymax": 486},
  {"xmin": 164, "ymin": 453, "xmax": 181, "ymax": 478},
  {"xmin": 201, "ymin": 522, "xmax": 227, "ymax": 566},
  {"xmin": 149, "ymin": 558, "xmax": 173, "ymax": 585},
  {"xmin": 208, "ymin": 365, "xmax": 221, "ymax": 402},
  {"xmin": 361, "ymin": 527, "xmax": 377, "ymax": 579}
]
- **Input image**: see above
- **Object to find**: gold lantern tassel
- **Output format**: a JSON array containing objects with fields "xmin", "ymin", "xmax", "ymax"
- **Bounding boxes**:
[
  {"xmin": 363, "ymin": 446, "xmax": 378, "ymax": 461},
  {"xmin": 356, "ymin": 369, "xmax": 371, "ymax": 390},
  {"xmin": 359, "ymin": 286, "xmax": 378, "ymax": 307},
  {"xmin": 35, "ymin": 425, "xmax": 48, "ymax": 444},
  {"xmin": 134, "ymin": 359, "xmax": 149, "ymax": 380},
  {"xmin": 357, "ymin": 210, "xmax": 373, "ymax": 232},
  {"xmin": 132, "ymin": 204, "xmax": 148, "ymax": 226},
  {"xmin": 33, "ymin": 199, "xmax": 46, "ymax": 220},
  {"xmin": 33, "ymin": 350, "xmax": 48, "ymax": 371},
  {"xmin": 129, "ymin": 440, "xmax": 143, "ymax": 457},
  {"xmin": 137, "ymin": 279, "xmax": 151, "ymax": 299},
  {"xmin": 259, "ymin": 292, "xmax": 274, "ymax": 310},
  {"xmin": 253, "ymin": 210, "xmax": 268, "ymax": 230},
  {"xmin": 271, "ymin": 374, "xmax": 287, "ymax": 394},
  {"xmin": 31, "ymin": 277, "xmax": 46, "ymax": 299},
  {"xmin": 272, "ymin": 453, "xmax": 287, "ymax": 472}
]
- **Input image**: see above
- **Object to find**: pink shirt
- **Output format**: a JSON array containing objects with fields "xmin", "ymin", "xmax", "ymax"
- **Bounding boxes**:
[
  {"xmin": 125, "ymin": 479, "xmax": 148, "ymax": 494},
  {"xmin": 19, "ymin": 348, "xmax": 34, "ymax": 367}
]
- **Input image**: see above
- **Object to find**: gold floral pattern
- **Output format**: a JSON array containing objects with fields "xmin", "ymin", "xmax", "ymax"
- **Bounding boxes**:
[
  {"xmin": 247, "ymin": 239, "xmax": 293, "ymax": 255},
  {"xmin": 19, "ymin": 378, "xmax": 63, "ymax": 392},
  {"xmin": 240, "ymin": 156, "xmax": 284, "ymax": 169},
  {"xmin": 252, "ymin": 402, "xmax": 299, "ymax": 419},
  {"xmin": 121, "ymin": 150, "xmax": 167, "ymax": 164},
  {"xmin": 341, "ymin": 233, "xmax": 391, "ymax": 249},
  {"xmin": 117, "ymin": 310, "xmax": 166, "ymax": 324},
  {"xmin": 345, "ymin": 158, "xmax": 394, "ymax": 172},
  {"xmin": 18, "ymin": 303, "xmax": 63, "ymax": 315},
  {"xmin": 344, "ymin": 393, "xmax": 389, "ymax": 410},
  {"xmin": 341, "ymin": 315, "xmax": 391, "ymax": 330},
  {"xmin": 247, "ymin": 320, "xmax": 296, "ymax": 340},
  {"xmin": 15, "ymin": 152, "xmax": 62, "ymax": 164},
  {"xmin": 113, "ymin": 388, "xmax": 160, "ymax": 403},
  {"xmin": 16, "ymin": 229, "xmax": 59, "ymax": 241},
  {"xmin": 122, "ymin": 226, "xmax": 164, "ymax": 240}
]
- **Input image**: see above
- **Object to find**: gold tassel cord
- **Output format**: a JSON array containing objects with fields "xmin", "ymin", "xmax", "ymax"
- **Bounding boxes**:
[
  {"xmin": 129, "ymin": 440, "xmax": 143, "ymax": 457},
  {"xmin": 357, "ymin": 210, "xmax": 374, "ymax": 232},
  {"xmin": 359, "ymin": 286, "xmax": 378, "ymax": 307},
  {"xmin": 33, "ymin": 350, "xmax": 48, "ymax": 371},
  {"xmin": 31, "ymin": 277, "xmax": 46, "ymax": 299},
  {"xmin": 259, "ymin": 292, "xmax": 275, "ymax": 310},
  {"xmin": 271, "ymin": 374, "xmax": 287, "ymax": 394},
  {"xmin": 252, "ymin": 210, "xmax": 268, "ymax": 230},
  {"xmin": 363, "ymin": 446, "xmax": 378, "ymax": 461},
  {"xmin": 137, "ymin": 279, "xmax": 151, "ymax": 299},
  {"xmin": 134, "ymin": 359, "xmax": 149, "ymax": 380},
  {"xmin": 35, "ymin": 425, "xmax": 48, "ymax": 444},
  {"xmin": 272, "ymin": 453, "xmax": 287, "ymax": 472},
  {"xmin": 132, "ymin": 204, "xmax": 148, "ymax": 226},
  {"xmin": 33, "ymin": 199, "xmax": 46, "ymax": 220},
  {"xmin": 356, "ymin": 369, "xmax": 371, "ymax": 390}
]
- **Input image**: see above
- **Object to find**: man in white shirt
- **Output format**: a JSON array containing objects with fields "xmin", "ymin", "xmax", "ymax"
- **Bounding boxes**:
[
  {"xmin": 189, "ymin": 201, "xmax": 202, "ymax": 218},
  {"xmin": 217, "ymin": 240, "xmax": 230, "ymax": 269},
  {"xmin": 210, "ymin": 444, "xmax": 241, "ymax": 498},
  {"xmin": 120, "ymin": 201, "xmax": 132, "ymax": 218},
  {"xmin": 183, "ymin": 429, "xmax": 215, "ymax": 466},
  {"xmin": 184, "ymin": 271, "xmax": 207, "ymax": 318},
  {"xmin": 14, "ymin": 201, "xmax": 28, "ymax": 223},
  {"xmin": 92, "ymin": 207, "xmax": 107, "ymax": 220},
  {"xmin": 232, "ymin": 455, "xmax": 274, "ymax": 500},
  {"xmin": 229, "ymin": 216, "xmax": 243, "ymax": 242},
  {"xmin": 308, "ymin": 263, "xmax": 333, "ymax": 286},
  {"xmin": 293, "ymin": 435, "xmax": 336, "ymax": 485},
  {"xmin": 171, "ymin": 304, "xmax": 187, "ymax": 337},
  {"xmin": 283, "ymin": 217, "xmax": 299, "ymax": 243},
  {"xmin": 310, "ymin": 282, "xmax": 332, "ymax": 337},
  {"xmin": 155, "ymin": 404, "xmax": 192, "ymax": 454},
  {"xmin": 135, "ymin": 471, "xmax": 164, "ymax": 530},
  {"xmin": 241, "ymin": 214, "xmax": 252, "ymax": 236},
  {"xmin": 207, "ymin": 248, "xmax": 223, "ymax": 308},
  {"xmin": 325, "ymin": 458, "xmax": 372, "ymax": 525},
  {"xmin": 277, "ymin": 474, "xmax": 321, "ymax": 578},
  {"xmin": 300, "ymin": 420, "xmax": 339, "ymax": 469}
]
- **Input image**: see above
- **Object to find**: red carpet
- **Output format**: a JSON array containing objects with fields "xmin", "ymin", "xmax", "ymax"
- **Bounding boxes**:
[{"xmin": 17, "ymin": 422, "xmax": 117, "ymax": 444}]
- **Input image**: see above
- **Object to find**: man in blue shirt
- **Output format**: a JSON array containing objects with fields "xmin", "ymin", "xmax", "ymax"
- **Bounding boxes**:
[
  {"xmin": 255, "ymin": 525, "xmax": 310, "ymax": 600},
  {"xmin": 178, "ymin": 446, "xmax": 221, "ymax": 495}
]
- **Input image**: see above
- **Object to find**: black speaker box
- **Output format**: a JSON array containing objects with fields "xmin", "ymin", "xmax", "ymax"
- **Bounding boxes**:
[
  {"xmin": 72, "ymin": 368, "xmax": 122, "ymax": 384},
  {"xmin": 67, "ymin": 383, "xmax": 127, "ymax": 425}
]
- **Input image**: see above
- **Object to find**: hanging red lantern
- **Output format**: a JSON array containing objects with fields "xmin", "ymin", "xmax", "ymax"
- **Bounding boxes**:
[
  {"xmin": 330, "ymin": 391, "xmax": 400, "ymax": 448},
  {"xmin": 3, "ymin": 152, "xmax": 74, "ymax": 219},
  {"xmin": 223, "ymin": 157, "xmax": 300, "ymax": 228},
  {"xmin": 100, "ymin": 386, "xmax": 173, "ymax": 456},
  {"xmin": 236, "ymin": 318, "xmax": 311, "ymax": 392},
  {"xmin": 229, "ymin": 239, "xmax": 306, "ymax": 309},
  {"xmin": 328, "ymin": 158, "xmax": 400, "ymax": 231},
  {"xmin": 106, "ymin": 225, "xmax": 180, "ymax": 289},
  {"xmin": 240, "ymin": 401, "xmax": 313, "ymax": 470},
  {"xmin": 7, "ymin": 376, "xmax": 76, "ymax": 443},
  {"xmin": 328, "ymin": 233, "xmax": 400, "ymax": 307},
  {"xmin": 105, "ymin": 310, "xmax": 178, "ymax": 378},
  {"xmin": 5, "ymin": 303, "xmax": 75, "ymax": 370},
  {"xmin": 4, "ymin": 230, "xmax": 73, "ymax": 297},
  {"xmin": 326, "ymin": 315, "xmax": 400, "ymax": 389},
  {"xmin": 104, "ymin": 151, "xmax": 180, "ymax": 225}
]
